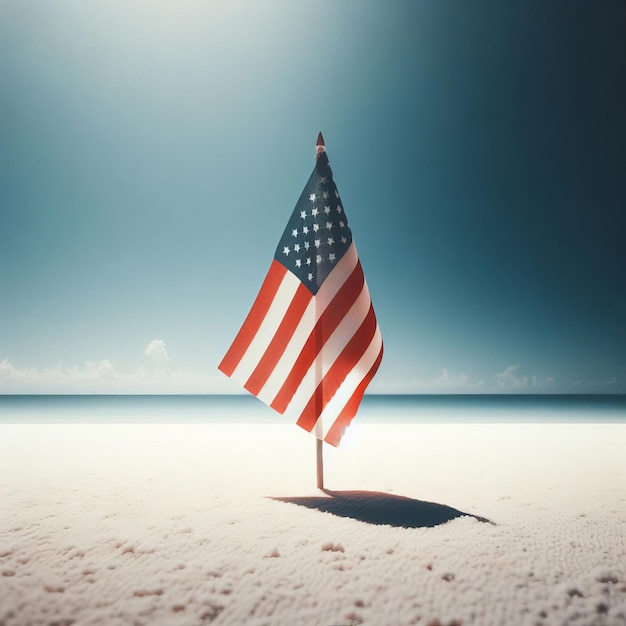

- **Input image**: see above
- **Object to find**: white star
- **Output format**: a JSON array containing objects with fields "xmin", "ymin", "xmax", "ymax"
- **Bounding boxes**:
[
  {"xmin": 295, "ymin": 259, "xmax": 301, "ymax": 268},
  {"xmin": 313, "ymin": 223, "xmax": 319, "ymax": 232},
  {"xmin": 341, "ymin": 236, "xmax": 347, "ymax": 244},
  {"xmin": 322, "ymin": 191, "xmax": 329, "ymax": 200},
  {"xmin": 328, "ymin": 237, "xmax": 335, "ymax": 246},
  {"xmin": 316, "ymin": 255, "xmax": 322, "ymax": 264},
  {"xmin": 308, "ymin": 273, "xmax": 313, "ymax": 281},
  {"xmin": 309, "ymin": 193, "xmax": 316, "ymax": 202},
  {"xmin": 304, "ymin": 241, "xmax": 310, "ymax": 250},
  {"xmin": 339, "ymin": 221, "xmax": 345, "ymax": 228},
  {"xmin": 311, "ymin": 208, "xmax": 319, "ymax": 217},
  {"xmin": 306, "ymin": 257, "xmax": 311, "ymax": 265},
  {"xmin": 302, "ymin": 226, "xmax": 309, "ymax": 235},
  {"xmin": 324, "ymin": 206, "xmax": 331, "ymax": 214},
  {"xmin": 337, "ymin": 205, "xmax": 342, "ymax": 214},
  {"xmin": 314, "ymin": 239, "xmax": 321, "ymax": 248},
  {"xmin": 283, "ymin": 246, "xmax": 290, "ymax": 255},
  {"xmin": 329, "ymin": 253, "xmax": 336, "ymax": 262},
  {"xmin": 326, "ymin": 221, "xmax": 333, "ymax": 230},
  {"xmin": 294, "ymin": 243, "xmax": 300, "ymax": 252},
  {"xmin": 300, "ymin": 210, "xmax": 307, "ymax": 219},
  {"xmin": 320, "ymin": 176, "xmax": 328, "ymax": 184},
  {"xmin": 292, "ymin": 228, "xmax": 298, "ymax": 237},
  {"xmin": 335, "ymin": 190, "xmax": 339, "ymax": 198}
]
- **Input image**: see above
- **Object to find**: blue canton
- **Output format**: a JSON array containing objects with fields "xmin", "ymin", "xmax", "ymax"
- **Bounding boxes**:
[{"xmin": 274, "ymin": 152, "xmax": 353, "ymax": 295}]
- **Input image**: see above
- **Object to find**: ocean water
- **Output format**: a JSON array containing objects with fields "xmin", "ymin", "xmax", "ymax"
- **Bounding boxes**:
[{"xmin": 0, "ymin": 394, "xmax": 624, "ymax": 424}]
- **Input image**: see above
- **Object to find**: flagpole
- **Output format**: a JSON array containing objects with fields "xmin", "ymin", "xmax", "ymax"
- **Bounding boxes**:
[
  {"xmin": 315, "ymin": 132, "xmax": 325, "ymax": 490},
  {"xmin": 316, "ymin": 421, "xmax": 324, "ymax": 489}
]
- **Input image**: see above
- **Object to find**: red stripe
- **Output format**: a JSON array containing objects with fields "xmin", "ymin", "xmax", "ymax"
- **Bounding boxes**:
[
  {"xmin": 244, "ymin": 282, "xmax": 312, "ymax": 396},
  {"xmin": 296, "ymin": 304, "xmax": 378, "ymax": 432},
  {"xmin": 324, "ymin": 343, "xmax": 384, "ymax": 447},
  {"xmin": 218, "ymin": 261, "xmax": 287, "ymax": 377},
  {"xmin": 270, "ymin": 262, "xmax": 365, "ymax": 414}
]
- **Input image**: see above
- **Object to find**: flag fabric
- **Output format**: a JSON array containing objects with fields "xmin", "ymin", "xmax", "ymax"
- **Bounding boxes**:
[{"xmin": 218, "ymin": 138, "xmax": 382, "ymax": 446}]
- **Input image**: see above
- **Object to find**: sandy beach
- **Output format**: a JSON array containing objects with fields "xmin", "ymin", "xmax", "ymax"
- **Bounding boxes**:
[{"xmin": 1, "ymin": 422, "xmax": 625, "ymax": 626}]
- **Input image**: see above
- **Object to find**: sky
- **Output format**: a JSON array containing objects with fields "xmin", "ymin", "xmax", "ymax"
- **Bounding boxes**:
[{"xmin": 1, "ymin": 0, "xmax": 625, "ymax": 394}]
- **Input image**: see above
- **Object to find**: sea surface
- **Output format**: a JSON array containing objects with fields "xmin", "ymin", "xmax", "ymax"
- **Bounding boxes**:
[{"xmin": 0, "ymin": 394, "xmax": 624, "ymax": 423}]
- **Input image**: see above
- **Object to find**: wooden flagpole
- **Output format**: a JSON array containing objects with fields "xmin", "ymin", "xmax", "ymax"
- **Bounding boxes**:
[
  {"xmin": 316, "ymin": 423, "xmax": 324, "ymax": 489},
  {"xmin": 315, "ymin": 132, "xmax": 325, "ymax": 490}
]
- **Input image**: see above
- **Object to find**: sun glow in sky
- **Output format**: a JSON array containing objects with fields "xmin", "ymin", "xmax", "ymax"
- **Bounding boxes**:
[{"xmin": 1, "ymin": 0, "xmax": 625, "ymax": 394}]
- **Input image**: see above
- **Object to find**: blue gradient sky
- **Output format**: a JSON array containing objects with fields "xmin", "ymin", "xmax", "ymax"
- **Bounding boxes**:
[{"xmin": 1, "ymin": 0, "xmax": 625, "ymax": 394}]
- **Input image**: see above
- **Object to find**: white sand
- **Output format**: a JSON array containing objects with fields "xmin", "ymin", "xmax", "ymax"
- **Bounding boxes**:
[{"xmin": 1, "ymin": 422, "xmax": 625, "ymax": 626}]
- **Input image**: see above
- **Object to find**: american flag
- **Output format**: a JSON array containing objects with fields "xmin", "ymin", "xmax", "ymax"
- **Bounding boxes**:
[{"xmin": 218, "ymin": 135, "xmax": 382, "ymax": 446}]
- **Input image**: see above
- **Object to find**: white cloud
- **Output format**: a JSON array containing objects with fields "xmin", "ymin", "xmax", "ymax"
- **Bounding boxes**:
[
  {"xmin": 370, "ymin": 368, "xmax": 485, "ymax": 394},
  {"xmin": 431, "ymin": 367, "xmax": 484, "ymax": 390},
  {"xmin": 371, "ymin": 365, "xmax": 557, "ymax": 394},
  {"xmin": 572, "ymin": 377, "xmax": 618, "ymax": 389},
  {"xmin": 0, "ymin": 356, "xmax": 239, "ymax": 394},
  {"xmin": 494, "ymin": 365, "xmax": 526, "ymax": 389},
  {"xmin": 144, "ymin": 340, "xmax": 169, "ymax": 365},
  {"xmin": 493, "ymin": 365, "xmax": 554, "ymax": 390}
]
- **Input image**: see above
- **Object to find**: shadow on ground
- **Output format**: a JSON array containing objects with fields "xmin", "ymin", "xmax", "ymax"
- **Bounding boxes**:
[{"xmin": 271, "ymin": 490, "xmax": 494, "ymax": 529}]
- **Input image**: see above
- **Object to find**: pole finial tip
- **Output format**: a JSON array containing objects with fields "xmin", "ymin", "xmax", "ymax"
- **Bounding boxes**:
[{"xmin": 315, "ymin": 132, "xmax": 326, "ymax": 160}]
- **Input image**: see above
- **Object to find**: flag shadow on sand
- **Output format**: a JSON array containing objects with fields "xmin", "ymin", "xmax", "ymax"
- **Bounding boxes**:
[{"xmin": 271, "ymin": 490, "xmax": 493, "ymax": 529}]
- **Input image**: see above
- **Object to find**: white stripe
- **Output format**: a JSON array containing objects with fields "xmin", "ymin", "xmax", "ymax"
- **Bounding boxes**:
[
  {"xmin": 319, "ymin": 324, "xmax": 383, "ymax": 438},
  {"xmin": 283, "ymin": 280, "xmax": 373, "ymax": 422},
  {"xmin": 230, "ymin": 270, "xmax": 302, "ymax": 386},
  {"xmin": 256, "ymin": 244, "xmax": 360, "ymax": 405}
]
